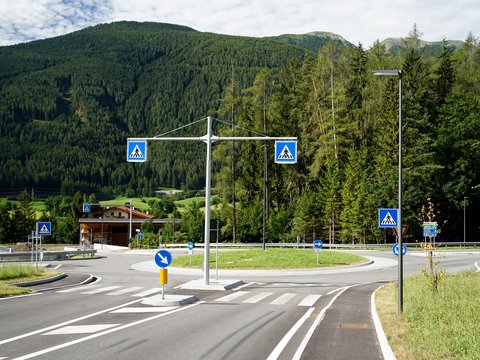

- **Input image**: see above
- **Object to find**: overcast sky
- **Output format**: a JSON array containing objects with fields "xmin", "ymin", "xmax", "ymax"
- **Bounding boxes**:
[{"xmin": 0, "ymin": 0, "xmax": 478, "ymax": 47}]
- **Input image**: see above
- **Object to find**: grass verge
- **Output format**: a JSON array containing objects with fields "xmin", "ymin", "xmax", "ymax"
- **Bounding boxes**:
[
  {"xmin": 172, "ymin": 248, "xmax": 367, "ymax": 269},
  {"xmin": 0, "ymin": 264, "xmax": 57, "ymax": 297},
  {"xmin": 376, "ymin": 272, "xmax": 480, "ymax": 360}
]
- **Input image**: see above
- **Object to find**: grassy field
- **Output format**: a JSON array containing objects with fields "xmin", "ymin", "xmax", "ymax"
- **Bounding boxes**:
[
  {"xmin": 376, "ymin": 272, "xmax": 480, "ymax": 360},
  {"xmin": 173, "ymin": 248, "xmax": 367, "ymax": 269},
  {"xmin": 0, "ymin": 264, "xmax": 58, "ymax": 297}
]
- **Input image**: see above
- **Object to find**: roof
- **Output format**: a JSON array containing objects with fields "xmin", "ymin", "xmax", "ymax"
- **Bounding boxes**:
[{"xmin": 92, "ymin": 205, "xmax": 154, "ymax": 220}]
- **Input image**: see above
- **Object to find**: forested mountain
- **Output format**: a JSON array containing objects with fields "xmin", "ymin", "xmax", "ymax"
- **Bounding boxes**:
[
  {"xmin": 0, "ymin": 21, "xmax": 307, "ymax": 195},
  {"xmin": 1, "ymin": 22, "xmax": 479, "ymax": 244}
]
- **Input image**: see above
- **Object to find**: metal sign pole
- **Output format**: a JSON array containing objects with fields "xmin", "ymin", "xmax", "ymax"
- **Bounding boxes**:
[{"xmin": 128, "ymin": 116, "xmax": 296, "ymax": 286}]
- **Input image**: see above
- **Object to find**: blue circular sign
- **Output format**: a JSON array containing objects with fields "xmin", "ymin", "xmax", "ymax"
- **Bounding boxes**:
[
  {"xmin": 392, "ymin": 243, "xmax": 407, "ymax": 257},
  {"xmin": 155, "ymin": 250, "xmax": 172, "ymax": 268},
  {"xmin": 314, "ymin": 239, "xmax": 323, "ymax": 249},
  {"xmin": 187, "ymin": 242, "xmax": 193, "ymax": 251}
]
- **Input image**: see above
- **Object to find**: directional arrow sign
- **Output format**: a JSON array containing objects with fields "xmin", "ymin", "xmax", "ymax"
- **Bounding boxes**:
[
  {"xmin": 392, "ymin": 243, "xmax": 407, "ymax": 257},
  {"xmin": 154, "ymin": 250, "xmax": 172, "ymax": 268},
  {"xmin": 314, "ymin": 239, "xmax": 323, "ymax": 249}
]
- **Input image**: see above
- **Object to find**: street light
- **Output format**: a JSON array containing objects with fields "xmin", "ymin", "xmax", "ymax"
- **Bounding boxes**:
[
  {"xmin": 464, "ymin": 196, "xmax": 469, "ymax": 244},
  {"xmin": 373, "ymin": 69, "xmax": 403, "ymax": 314}
]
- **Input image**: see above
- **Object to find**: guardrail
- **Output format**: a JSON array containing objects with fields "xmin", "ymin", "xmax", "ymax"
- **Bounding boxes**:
[{"xmin": 0, "ymin": 250, "xmax": 97, "ymax": 263}]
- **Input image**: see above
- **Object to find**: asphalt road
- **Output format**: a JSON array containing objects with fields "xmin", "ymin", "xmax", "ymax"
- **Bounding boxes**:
[{"xmin": 1, "ymin": 248, "xmax": 479, "ymax": 360}]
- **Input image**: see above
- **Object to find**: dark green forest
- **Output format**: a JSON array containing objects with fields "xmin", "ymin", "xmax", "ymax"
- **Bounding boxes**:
[{"xmin": 0, "ymin": 22, "xmax": 479, "ymax": 244}]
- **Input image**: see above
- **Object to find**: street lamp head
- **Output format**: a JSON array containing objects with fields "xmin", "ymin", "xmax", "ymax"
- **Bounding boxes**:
[{"xmin": 372, "ymin": 69, "xmax": 401, "ymax": 76}]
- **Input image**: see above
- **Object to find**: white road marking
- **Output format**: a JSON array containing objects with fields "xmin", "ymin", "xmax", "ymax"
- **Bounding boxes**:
[
  {"xmin": 57, "ymin": 285, "xmax": 100, "ymax": 293},
  {"xmin": 327, "ymin": 287, "xmax": 346, "ymax": 295},
  {"xmin": 0, "ymin": 299, "xmax": 143, "ymax": 346},
  {"xmin": 214, "ymin": 291, "xmax": 249, "ymax": 302},
  {"xmin": 266, "ymin": 307, "xmax": 315, "ymax": 360},
  {"xmin": 106, "ymin": 287, "xmax": 143, "ymax": 296},
  {"xmin": 53, "ymin": 264, "xmax": 62, "ymax": 270},
  {"xmin": 81, "ymin": 286, "xmax": 122, "ymax": 294},
  {"xmin": 242, "ymin": 292, "xmax": 273, "ymax": 303},
  {"xmin": 371, "ymin": 286, "xmax": 396, "ymax": 360},
  {"xmin": 297, "ymin": 295, "xmax": 321, "ymax": 307},
  {"xmin": 475, "ymin": 261, "xmax": 480, "ymax": 272},
  {"xmin": 233, "ymin": 282, "xmax": 256, "ymax": 290},
  {"xmin": 43, "ymin": 324, "xmax": 120, "ymax": 335},
  {"xmin": 110, "ymin": 307, "xmax": 177, "ymax": 314},
  {"xmin": 11, "ymin": 301, "xmax": 204, "ymax": 360},
  {"xmin": 269, "ymin": 293, "xmax": 296, "ymax": 305},
  {"xmin": 132, "ymin": 288, "xmax": 162, "ymax": 297}
]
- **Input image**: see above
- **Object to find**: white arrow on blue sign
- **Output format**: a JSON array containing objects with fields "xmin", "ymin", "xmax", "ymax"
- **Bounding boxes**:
[
  {"xmin": 314, "ymin": 239, "xmax": 323, "ymax": 249},
  {"xmin": 37, "ymin": 222, "xmax": 51, "ymax": 236},
  {"xmin": 187, "ymin": 242, "xmax": 194, "ymax": 251},
  {"xmin": 127, "ymin": 140, "xmax": 147, "ymax": 162},
  {"xmin": 378, "ymin": 208, "xmax": 398, "ymax": 228},
  {"xmin": 392, "ymin": 243, "xmax": 407, "ymax": 257},
  {"xmin": 83, "ymin": 203, "xmax": 91, "ymax": 213},
  {"xmin": 275, "ymin": 141, "xmax": 297, "ymax": 164},
  {"xmin": 137, "ymin": 231, "xmax": 143, "ymax": 241},
  {"xmin": 155, "ymin": 250, "xmax": 172, "ymax": 268}
]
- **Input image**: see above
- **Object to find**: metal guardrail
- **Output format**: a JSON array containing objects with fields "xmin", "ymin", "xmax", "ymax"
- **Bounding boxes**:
[{"xmin": 0, "ymin": 250, "xmax": 97, "ymax": 263}]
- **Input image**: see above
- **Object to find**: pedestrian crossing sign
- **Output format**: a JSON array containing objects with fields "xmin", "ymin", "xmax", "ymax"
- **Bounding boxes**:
[
  {"xmin": 378, "ymin": 208, "xmax": 398, "ymax": 228},
  {"xmin": 127, "ymin": 140, "xmax": 147, "ymax": 162},
  {"xmin": 37, "ymin": 222, "xmax": 51, "ymax": 236},
  {"xmin": 275, "ymin": 141, "xmax": 297, "ymax": 164}
]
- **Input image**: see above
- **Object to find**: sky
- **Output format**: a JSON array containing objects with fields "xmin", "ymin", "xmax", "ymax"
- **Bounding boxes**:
[{"xmin": 0, "ymin": 0, "xmax": 479, "ymax": 47}]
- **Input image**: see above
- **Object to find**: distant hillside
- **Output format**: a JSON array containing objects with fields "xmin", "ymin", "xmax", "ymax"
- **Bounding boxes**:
[
  {"xmin": 380, "ymin": 37, "xmax": 464, "ymax": 54},
  {"xmin": 265, "ymin": 31, "xmax": 354, "ymax": 53},
  {"xmin": 0, "ymin": 21, "xmax": 308, "ymax": 195}
]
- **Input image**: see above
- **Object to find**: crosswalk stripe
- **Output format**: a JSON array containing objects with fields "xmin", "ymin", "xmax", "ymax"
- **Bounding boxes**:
[
  {"xmin": 110, "ymin": 307, "xmax": 177, "ymax": 314},
  {"xmin": 106, "ymin": 287, "xmax": 144, "ymax": 296},
  {"xmin": 81, "ymin": 286, "xmax": 122, "ymax": 294},
  {"xmin": 269, "ymin": 293, "xmax": 297, "ymax": 305},
  {"xmin": 214, "ymin": 291, "xmax": 249, "ymax": 302},
  {"xmin": 297, "ymin": 294, "xmax": 322, "ymax": 307},
  {"xmin": 57, "ymin": 285, "xmax": 100, "ymax": 293},
  {"xmin": 132, "ymin": 288, "xmax": 162, "ymax": 297},
  {"xmin": 243, "ymin": 292, "xmax": 273, "ymax": 303}
]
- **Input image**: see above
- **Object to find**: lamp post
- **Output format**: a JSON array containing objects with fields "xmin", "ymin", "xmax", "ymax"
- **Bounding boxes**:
[
  {"xmin": 373, "ymin": 69, "xmax": 403, "ymax": 314},
  {"xmin": 464, "ymin": 196, "xmax": 469, "ymax": 244}
]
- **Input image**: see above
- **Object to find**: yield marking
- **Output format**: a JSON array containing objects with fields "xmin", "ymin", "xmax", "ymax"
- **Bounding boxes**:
[
  {"xmin": 106, "ymin": 287, "xmax": 144, "ymax": 296},
  {"xmin": 214, "ymin": 291, "xmax": 249, "ymax": 302},
  {"xmin": 270, "ymin": 293, "xmax": 296, "ymax": 305},
  {"xmin": 242, "ymin": 292, "xmax": 273, "ymax": 303},
  {"xmin": 81, "ymin": 286, "xmax": 122, "ymax": 294},
  {"xmin": 297, "ymin": 295, "xmax": 322, "ymax": 307},
  {"xmin": 43, "ymin": 324, "xmax": 120, "ymax": 335},
  {"xmin": 132, "ymin": 288, "xmax": 162, "ymax": 297}
]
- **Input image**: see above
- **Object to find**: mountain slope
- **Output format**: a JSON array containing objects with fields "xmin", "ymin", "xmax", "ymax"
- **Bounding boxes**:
[{"xmin": 0, "ymin": 21, "xmax": 308, "ymax": 195}]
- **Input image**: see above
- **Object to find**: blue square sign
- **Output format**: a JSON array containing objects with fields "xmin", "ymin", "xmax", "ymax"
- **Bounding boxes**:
[
  {"xmin": 378, "ymin": 208, "xmax": 398, "ymax": 228},
  {"xmin": 37, "ymin": 222, "xmax": 52, "ymax": 236},
  {"xmin": 127, "ymin": 140, "xmax": 147, "ymax": 162},
  {"xmin": 275, "ymin": 141, "xmax": 297, "ymax": 164}
]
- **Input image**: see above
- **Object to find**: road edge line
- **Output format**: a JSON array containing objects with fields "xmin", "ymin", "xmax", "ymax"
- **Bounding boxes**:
[{"xmin": 371, "ymin": 285, "xmax": 397, "ymax": 360}]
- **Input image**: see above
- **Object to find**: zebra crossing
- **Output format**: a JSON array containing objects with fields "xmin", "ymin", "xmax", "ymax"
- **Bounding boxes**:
[
  {"xmin": 56, "ymin": 284, "xmax": 324, "ymax": 307},
  {"xmin": 214, "ymin": 290, "xmax": 322, "ymax": 307}
]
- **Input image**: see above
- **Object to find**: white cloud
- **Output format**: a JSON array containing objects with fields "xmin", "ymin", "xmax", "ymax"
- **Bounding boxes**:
[{"xmin": 0, "ymin": 0, "xmax": 478, "ymax": 47}]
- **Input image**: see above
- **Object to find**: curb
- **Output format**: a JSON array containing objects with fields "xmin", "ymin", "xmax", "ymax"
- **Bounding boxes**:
[{"xmin": 15, "ymin": 273, "xmax": 67, "ymax": 287}]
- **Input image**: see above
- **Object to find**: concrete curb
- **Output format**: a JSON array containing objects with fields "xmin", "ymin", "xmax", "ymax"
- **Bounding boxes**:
[
  {"xmin": 15, "ymin": 273, "xmax": 67, "ymax": 287},
  {"xmin": 141, "ymin": 294, "xmax": 199, "ymax": 307}
]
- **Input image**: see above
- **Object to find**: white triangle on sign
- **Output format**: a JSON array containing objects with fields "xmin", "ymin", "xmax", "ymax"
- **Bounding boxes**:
[
  {"xmin": 381, "ymin": 212, "xmax": 397, "ymax": 225},
  {"xmin": 278, "ymin": 145, "xmax": 294, "ymax": 159},
  {"xmin": 40, "ymin": 225, "xmax": 49, "ymax": 234},
  {"xmin": 129, "ymin": 145, "xmax": 144, "ymax": 159}
]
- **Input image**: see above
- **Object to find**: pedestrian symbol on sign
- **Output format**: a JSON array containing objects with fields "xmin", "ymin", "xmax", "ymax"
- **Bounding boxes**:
[
  {"xmin": 278, "ymin": 146, "xmax": 294, "ymax": 159},
  {"xmin": 378, "ymin": 208, "xmax": 398, "ymax": 228},
  {"xmin": 127, "ymin": 141, "xmax": 147, "ymax": 162},
  {"xmin": 275, "ymin": 141, "xmax": 297, "ymax": 164},
  {"xmin": 381, "ymin": 212, "xmax": 396, "ymax": 225}
]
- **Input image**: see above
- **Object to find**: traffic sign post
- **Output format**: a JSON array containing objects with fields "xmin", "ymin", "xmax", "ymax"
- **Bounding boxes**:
[
  {"xmin": 137, "ymin": 231, "xmax": 143, "ymax": 241},
  {"xmin": 129, "ymin": 116, "xmax": 297, "ymax": 286},
  {"xmin": 188, "ymin": 241, "xmax": 194, "ymax": 266},
  {"xmin": 154, "ymin": 250, "xmax": 172, "ymax": 299},
  {"xmin": 314, "ymin": 239, "xmax": 323, "ymax": 264}
]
